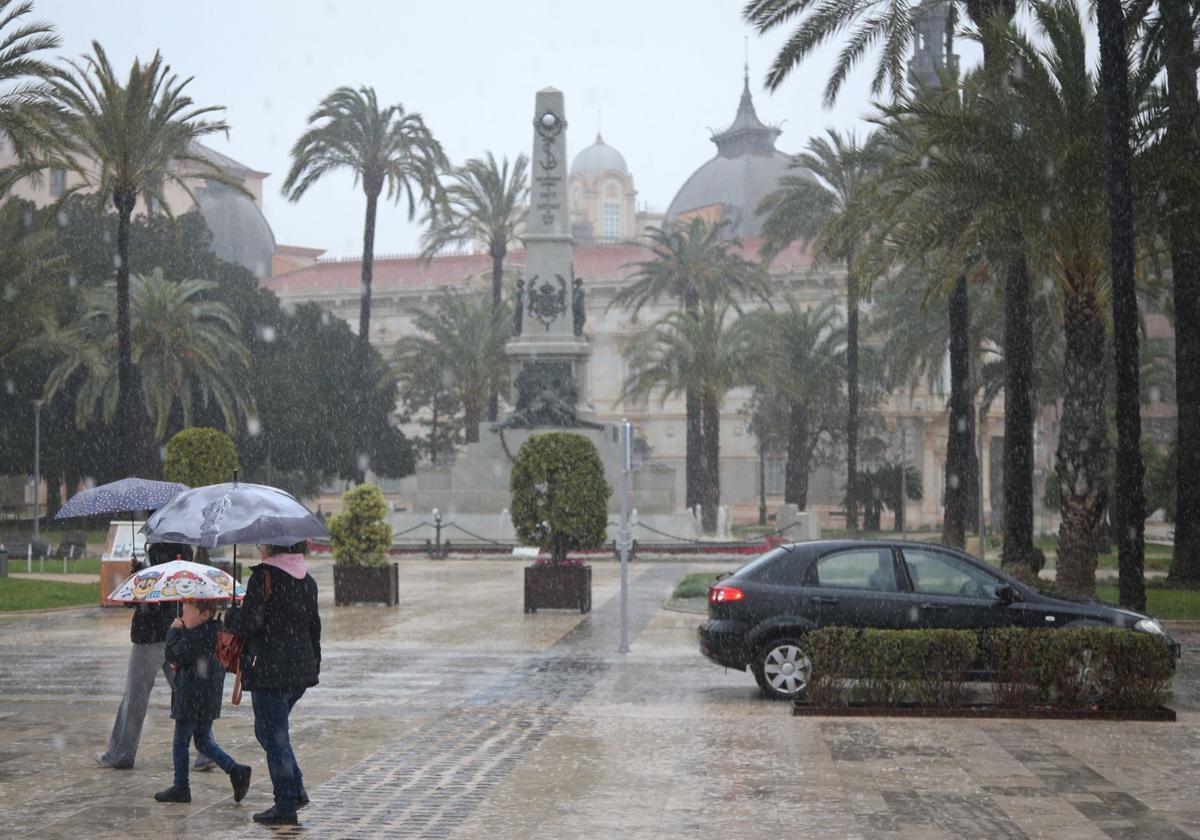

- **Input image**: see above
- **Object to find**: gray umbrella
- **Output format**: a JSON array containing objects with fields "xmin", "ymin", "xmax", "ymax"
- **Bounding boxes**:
[
  {"xmin": 55, "ymin": 478, "xmax": 188, "ymax": 519},
  {"xmin": 142, "ymin": 481, "xmax": 330, "ymax": 549}
]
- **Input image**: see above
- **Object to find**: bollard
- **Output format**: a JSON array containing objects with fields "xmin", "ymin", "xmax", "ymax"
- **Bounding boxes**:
[{"xmin": 0, "ymin": 548, "xmax": 8, "ymax": 578}]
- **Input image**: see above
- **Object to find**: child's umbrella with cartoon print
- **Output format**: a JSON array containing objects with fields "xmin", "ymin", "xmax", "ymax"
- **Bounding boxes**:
[{"xmin": 108, "ymin": 559, "xmax": 246, "ymax": 603}]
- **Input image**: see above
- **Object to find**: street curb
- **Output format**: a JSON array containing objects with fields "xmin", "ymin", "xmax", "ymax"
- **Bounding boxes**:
[{"xmin": 0, "ymin": 603, "xmax": 101, "ymax": 617}]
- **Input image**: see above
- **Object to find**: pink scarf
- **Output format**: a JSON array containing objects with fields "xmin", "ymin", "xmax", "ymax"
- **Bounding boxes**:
[{"xmin": 261, "ymin": 553, "xmax": 309, "ymax": 579}]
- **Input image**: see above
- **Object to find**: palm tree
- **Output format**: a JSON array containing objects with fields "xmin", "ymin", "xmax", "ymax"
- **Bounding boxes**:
[
  {"xmin": 26, "ymin": 42, "xmax": 245, "ymax": 473},
  {"xmin": 0, "ymin": 0, "xmax": 58, "ymax": 155},
  {"xmin": 420, "ymin": 151, "xmax": 529, "ymax": 423},
  {"xmin": 283, "ymin": 85, "xmax": 448, "ymax": 411},
  {"xmin": 44, "ymin": 269, "xmax": 252, "ymax": 441},
  {"xmin": 623, "ymin": 301, "xmax": 751, "ymax": 532},
  {"xmin": 394, "ymin": 290, "xmax": 509, "ymax": 445},
  {"xmin": 758, "ymin": 129, "xmax": 877, "ymax": 530},
  {"xmin": 742, "ymin": 300, "xmax": 845, "ymax": 509},
  {"xmin": 611, "ymin": 217, "xmax": 769, "ymax": 514}
]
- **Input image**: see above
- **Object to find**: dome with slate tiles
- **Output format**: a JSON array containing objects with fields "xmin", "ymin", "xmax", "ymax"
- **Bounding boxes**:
[
  {"xmin": 570, "ymin": 133, "xmax": 629, "ymax": 176},
  {"xmin": 666, "ymin": 72, "xmax": 811, "ymax": 238}
]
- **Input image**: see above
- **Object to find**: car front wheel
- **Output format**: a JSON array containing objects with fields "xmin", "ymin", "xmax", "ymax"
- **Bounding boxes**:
[{"xmin": 752, "ymin": 637, "xmax": 812, "ymax": 701}]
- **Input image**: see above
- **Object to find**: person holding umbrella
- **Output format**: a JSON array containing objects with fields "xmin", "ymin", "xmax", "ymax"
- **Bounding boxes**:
[
  {"xmin": 224, "ymin": 540, "xmax": 321, "ymax": 826},
  {"xmin": 143, "ymin": 480, "xmax": 328, "ymax": 826},
  {"xmin": 96, "ymin": 541, "xmax": 216, "ymax": 771}
]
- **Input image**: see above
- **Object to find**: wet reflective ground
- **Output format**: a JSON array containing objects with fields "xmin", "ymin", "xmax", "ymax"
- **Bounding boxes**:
[{"xmin": 0, "ymin": 558, "xmax": 1197, "ymax": 839}]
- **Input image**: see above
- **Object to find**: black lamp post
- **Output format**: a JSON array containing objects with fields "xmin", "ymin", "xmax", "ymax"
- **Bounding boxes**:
[{"xmin": 32, "ymin": 399, "xmax": 43, "ymax": 569}]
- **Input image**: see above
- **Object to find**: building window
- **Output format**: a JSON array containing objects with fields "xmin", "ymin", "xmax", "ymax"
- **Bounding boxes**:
[
  {"xmin": 49, "ymin": 169, "xmax": 66, "ymax": 197},
  {"xmin": 603, "ymin": 202, "xmax": 620, "ymax": 240},
  {"xmin": 764, "ymin": 454, "xmax": 786, "ymax": 496}
]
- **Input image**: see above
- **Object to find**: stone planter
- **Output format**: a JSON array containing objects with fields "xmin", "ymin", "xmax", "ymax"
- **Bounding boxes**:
[
  {"xmin": 524, "ymin": 564, "xmax": 591, "ymax": 614},
  {"xmin": 333, "ymin": 563, "xmax": 399, "ymax": 606}
]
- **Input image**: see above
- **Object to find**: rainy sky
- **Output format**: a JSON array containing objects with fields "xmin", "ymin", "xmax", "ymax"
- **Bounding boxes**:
[{"xmin": 33, "ymin": 0, "xmax": 948, "ymax": 258}]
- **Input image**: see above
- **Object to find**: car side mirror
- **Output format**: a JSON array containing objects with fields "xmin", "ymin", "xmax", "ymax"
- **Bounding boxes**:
[{"xmin": 995, "ymin": 584, "xmax": 1018, "ymax": 605}]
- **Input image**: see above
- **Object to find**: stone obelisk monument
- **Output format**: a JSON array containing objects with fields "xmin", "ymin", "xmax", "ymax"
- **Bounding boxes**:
[{"xmin": 502, "ymin": 88, "xmax": 595, "ymax": 425}]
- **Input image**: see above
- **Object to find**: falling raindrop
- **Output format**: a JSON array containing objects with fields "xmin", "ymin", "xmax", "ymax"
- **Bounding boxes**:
[
  {"xmin": 1149, "ymin": 385, "xmax": 1162, "ymax": 403},
  {"xmin": 920, "ymin": 154, "xmax": 930, "ymax": 170},
  {"xmin": 56, "ymin": 210, "xmax": 69, "ymax": 228},
  {"xmin": 21, "ymin": 209, "xmax": 32, "ymax": 228},
  {"xmin": 3, "ymin": 283, "xmax": 14, "ymax": 301},
  {"xmin": 159, "ymin": 446, "xmax": 168, "ymax": 462},
  {"xmin": 319, "ymin": 310, "xmax": 330, "ymax": 326},
  {"xmin": 357, "ymin": 453, "xmax": 371, "ymax": 474},
  {"xmin": 247, "ymin": 416, "xmax": 262, "ymax": 437},
  {"xmin": 68, "ymin": 273, "xmax": 77, "ymax": 289},
  {"xmin": 1041, "ymin": 206, "xmax": 1051, "ymax": 222},
  {"xmin": 52, "ymin": 734, "xmax": 65, "ymax": 752},
  {"xmin": 282, "ymin": 302, "xmax": 296, "ymax": 317},
  {"xmin": 113, "ymin": 254, "xmax": 122, "ymax": 269},
  {"xmin": 1158, "ymin": 189, "xmax": 1168, "ymax": 207},
  {"xmin": 4, "ymin": 379, "xmax": 14, "ymax": 395},
  {"xmin": 1128, "ymin": 526, "xmax": 1138, "ymax": 542},
  {"xmin": 948, "ymin": 474, "xmax": 960, "ymax": 490},
  {"xmin": 956, "ymin": 417, "xmax": 968, "ymax": 434},
  {"xmin": 258, "ymin": 325, "xmax": 277, "ymax": 343}
]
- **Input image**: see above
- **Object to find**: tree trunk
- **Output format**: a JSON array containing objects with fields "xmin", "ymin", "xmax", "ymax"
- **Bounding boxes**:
[
  {"xmin": 686, "ymin": 389, "xmax": 703, "ymax": 511},
  {"xmin": 356, "ymin": 188, "xmax": 380, "ymax": 482},
  {"xmin": 1097, "ymin": 0, "xmax": 1146, "ymax": 610},
  {"xmin": 113, "ymin": 192, "xmax": 151, "ymax": 475},
  {"xmin": 430, "ymin": 394, "xmax": 440, "ymax": 465},
  {"xmin": 943, "ymin": 275, "xmax": 972, "ymax": 548},
  {"xmin": 489, "ymin": 246, "xmax": 505, "ymax": 423},
  {"xmin": 785, "ymin": 402, "xmax": 810, "ymax": 509},
  {"xmin": 700, "ymin": 391, "xmax": 720, "ymax": 533},
  {"xmin": 846, "ymin": 261, "xmax": 859, "ymax": 530},
  {"xmin": 463, "ymin": 397, "xmax": 482, "ymax": 444},
  {"xmin": 1161, "ymin": 0, "xmax": 1200, "ymax": 586},
  {"xmin": 1054, "ymin": 282, "xmax": 1108, "ymax": 599},
  {"xmin": 1001, "ymin": 254, "xmax": 1036, "ymax": 576}
]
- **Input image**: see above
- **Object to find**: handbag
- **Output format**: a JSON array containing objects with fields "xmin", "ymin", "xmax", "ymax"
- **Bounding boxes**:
[{"xmin": 216, "ymin": 567, "xmax": 271, "ymax": 705}]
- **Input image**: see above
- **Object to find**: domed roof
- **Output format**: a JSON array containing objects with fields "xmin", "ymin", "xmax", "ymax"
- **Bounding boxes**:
[
  {"xmin": 570, "ymin": 133, "xmax": 629, "ymax": 176},
  {"xmin": 198, "ymin": 181, "xmax": 276, "ymax": 279},
  {"xmin": 665, "ymin": 73, "xmax": 814, "ymax": 238}
]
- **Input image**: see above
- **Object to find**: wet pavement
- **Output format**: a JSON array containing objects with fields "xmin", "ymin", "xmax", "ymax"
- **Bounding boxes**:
[{"xmin": 0, "ymin": 557, "xmax": 1198, "ymax": 839}]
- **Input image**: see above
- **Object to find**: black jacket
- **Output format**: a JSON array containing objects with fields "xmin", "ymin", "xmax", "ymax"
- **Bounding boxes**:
[
  {"xmin": 225, "ymin": 564, "xmax": 321, "ymax": 692},
  {"xmin": 130, "ymin": 602, "xmax": 176, "ymax": 645},
  {"xmin": 164, "ymin": 619, "xmax": 226, "ymax": 721}
]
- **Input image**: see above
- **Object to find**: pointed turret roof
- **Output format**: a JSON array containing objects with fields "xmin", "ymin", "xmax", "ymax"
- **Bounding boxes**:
[{"xmin": 711, "ymin": 66, "xmax": 782, "ymax": 158}]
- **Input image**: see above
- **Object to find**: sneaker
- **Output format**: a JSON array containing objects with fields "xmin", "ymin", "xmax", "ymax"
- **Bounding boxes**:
[
  {"xmin": 193, "ymin": 755, "xmax": 215, "ymax": 772},
  {"xmin": 154, "ymin": 785, "xmax": 191, "ymax": 803},
  {"xmin": 230, "ymin": 764, "xmax": 252, "ymax": 803},
  {"xmin": 252, "ymin": 805, "xmax": 297, "ymax": 825},
  {"xmin": 94, "ymin": 752, "xmax": 132, "ymax": 770}
]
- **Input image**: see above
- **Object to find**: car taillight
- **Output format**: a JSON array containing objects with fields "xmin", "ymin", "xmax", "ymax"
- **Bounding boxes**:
[{"xmin": 709, "ymin": 584, "xmax": 745, "ymax": 605}]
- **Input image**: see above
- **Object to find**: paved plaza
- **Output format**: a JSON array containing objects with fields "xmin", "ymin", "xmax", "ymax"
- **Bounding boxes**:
[{"xmin": 1, "ymin": 557, "xmax": 1198, "ymax": 839}]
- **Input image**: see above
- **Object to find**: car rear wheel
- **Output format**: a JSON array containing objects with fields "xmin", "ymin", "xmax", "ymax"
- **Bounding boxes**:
[{"xmin": 752, "ymin": 637, "xmax": 812, "ymax": 701}]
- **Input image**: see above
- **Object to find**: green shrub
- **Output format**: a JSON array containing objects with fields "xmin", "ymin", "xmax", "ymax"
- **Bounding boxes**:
[
  {"xmin": 907, "ymin": 630, "xmax": 976, "ymax": 707},
  {"xmin": 510, "ymin": 432, "xmax": 611, "ymax": 564},
  {"xmin": 162, "ymin": 427, "xmax": 239, "ymax": 487},
  {"xmin": 985, "ymin": 628, "xmax": 1044, "ymax": 709},
  {"xmin": 328, "ymin": 484, "xmax": 392, "ymax": 567},
  {"xmin": 805, "ymin": 626, "xmax": 858, "ymax": 707}
]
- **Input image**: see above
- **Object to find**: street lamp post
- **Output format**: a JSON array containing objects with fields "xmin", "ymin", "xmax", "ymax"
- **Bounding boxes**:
[
  {"xmin": 32, "ymin": 399, "xmax": 43, "ymax": 573},
  {"xmin": 758, "ymin": 445, "xmax": 767, "ymax": 526}
]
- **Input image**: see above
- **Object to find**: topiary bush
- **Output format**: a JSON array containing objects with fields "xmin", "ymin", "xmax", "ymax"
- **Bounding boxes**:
[
  {"xmin": 510, "ymin": 432, "xmax": 611, "ymax": 564},
  {"xmin": 162, "ymin": 427, "xmax": 239, "ymax": 487},
  {"xmin": 328, "ymin": 484, "xmax": 393, "ymax": 567}
]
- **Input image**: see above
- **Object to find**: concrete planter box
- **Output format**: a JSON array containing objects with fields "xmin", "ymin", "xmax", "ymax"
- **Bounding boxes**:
[
  {"xmin": 524, "ymin": 564, "xmax": 591, "ymax": 614},
  {"xmin": 333, "ymin": 563, "xmax": 399, "ymax": 606}
]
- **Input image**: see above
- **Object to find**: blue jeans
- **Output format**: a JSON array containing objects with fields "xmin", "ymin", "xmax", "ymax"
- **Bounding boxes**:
[
  {"xmin": 252, "ymin": 688, "xmax": 306, "ymax": 811},
  {"xmin": 173, "ymin": 719, "xmax": 237, "ymax": 789}
]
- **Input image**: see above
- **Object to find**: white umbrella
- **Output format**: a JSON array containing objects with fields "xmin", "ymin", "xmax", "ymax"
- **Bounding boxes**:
[{"xmin": 107, "ymin": 559, "xmax": 246, "ymax": 603}]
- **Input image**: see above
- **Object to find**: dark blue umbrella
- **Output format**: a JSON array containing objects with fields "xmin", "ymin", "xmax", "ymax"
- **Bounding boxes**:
[{"xmin": 55, "ymin": 478, "xmax": 189, "ymax": 519}]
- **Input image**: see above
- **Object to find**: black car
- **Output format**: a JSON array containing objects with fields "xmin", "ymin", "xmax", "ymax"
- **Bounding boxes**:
[{"xmin": 698, "ymin": 539, "xmax": 1180, "ymax": 700}]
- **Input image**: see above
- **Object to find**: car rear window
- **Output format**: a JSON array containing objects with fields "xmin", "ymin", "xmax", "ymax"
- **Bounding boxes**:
[{"xmin": 805, "ymin": 548, "xmax": 897, "ymax": 590}]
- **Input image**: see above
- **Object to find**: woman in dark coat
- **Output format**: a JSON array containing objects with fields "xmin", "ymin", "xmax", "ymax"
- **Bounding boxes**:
[{"xmin": 225, "ymin": 540, "xmax": 320, "ymax": 826}]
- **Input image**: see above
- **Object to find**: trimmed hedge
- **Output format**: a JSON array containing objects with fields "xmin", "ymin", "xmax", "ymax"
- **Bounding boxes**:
[
  {"xmin": 163, "ymin": 427, "xmax": 239, "ymax": 487},
  {"xmin": 510, "ymin": 432, "xmax": 610, "ymax": 564},
  {"xmin": 802, "ymin": 626, "xmax": 1173, "ymax": 710}
]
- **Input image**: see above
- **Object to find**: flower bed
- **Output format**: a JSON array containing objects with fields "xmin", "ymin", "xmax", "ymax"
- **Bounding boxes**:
[{"xmin": 792, "ymin": 626, "xmax": 1176, "ymax": 720}]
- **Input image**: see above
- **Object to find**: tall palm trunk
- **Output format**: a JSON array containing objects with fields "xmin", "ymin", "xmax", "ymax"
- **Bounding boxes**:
[
  {"xmin": 785, "ymin": 402, "xmax": 810, "ymax": 509},
  {"xmin": 943, "ymin": 275, "xmax": 972, "ymax": 548},
  {"xmin": 1001, "ymin": 254, "xmax": 1036, "ymax": 575},
  {"xmin": 700, "ymin": 391, "xmax": 720, "ymax": 533},
  {"xmin": 1161, "ymin": 0, "xmax": 1200, "ymax": 586},
  {"xmin": 488, "ymin": 244, "xmax": 505, "ymax": 423},
  {"xmin": 1097, "ymin": 0, "xmax": 1146, "ymax": 609},
  {"xmin": 114, "ymin": 190, "xmax": 149, "ymax": 474},
  {"xmin": 846, "ymin": 259, "xmax": 859, "ymax": 530},
  {"xmin": 355, "ymin": 187, "xmax": 380, "ymax": 482},
  {"xmin": 1055, "ymin": 282, "xmax": 1108, "ymax": 598},
  {"xmin": 684, "ymin": 288, "xmax": 704, "ymax": 514}
]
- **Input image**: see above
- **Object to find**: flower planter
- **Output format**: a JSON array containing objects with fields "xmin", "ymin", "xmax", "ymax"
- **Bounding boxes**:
[
  {"xmin": 333, "ymin": 563, "xmax": 399, "ymax": 606},
  {"xmin": 524, "ymin": 564, "xmax": 591, "ymax": 614},
  {"xmin": 792, "ymin": 701, "xmax": 1176, "ymax": 721}
]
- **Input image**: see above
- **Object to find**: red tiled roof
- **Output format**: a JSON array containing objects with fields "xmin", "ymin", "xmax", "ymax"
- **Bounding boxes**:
[{"xmin": 264, "ymin": 238, "xmax": 813, "ymax": 295}]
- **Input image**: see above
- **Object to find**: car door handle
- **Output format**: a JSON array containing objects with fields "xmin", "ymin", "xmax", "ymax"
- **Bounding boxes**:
[
  {"xmin": 919, "ymin": 603, "xmax": 949, "ymax": 612},
  {"xmin": 811, "ymin": 596, "xmax": 839, "ymax": 605}
]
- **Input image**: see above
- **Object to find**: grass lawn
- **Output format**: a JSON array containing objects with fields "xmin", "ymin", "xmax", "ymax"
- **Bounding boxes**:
[
  {"xmin": 672, "ymin": 571, "xmax": 727, "ymax": 600},
  {"xmin": 1096, "ymin": 585, "xmax": 1200, "ymax": 620},
  {"xmin": 0, "ymin": 578, "xmax": 98, "ymax": 611}
]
